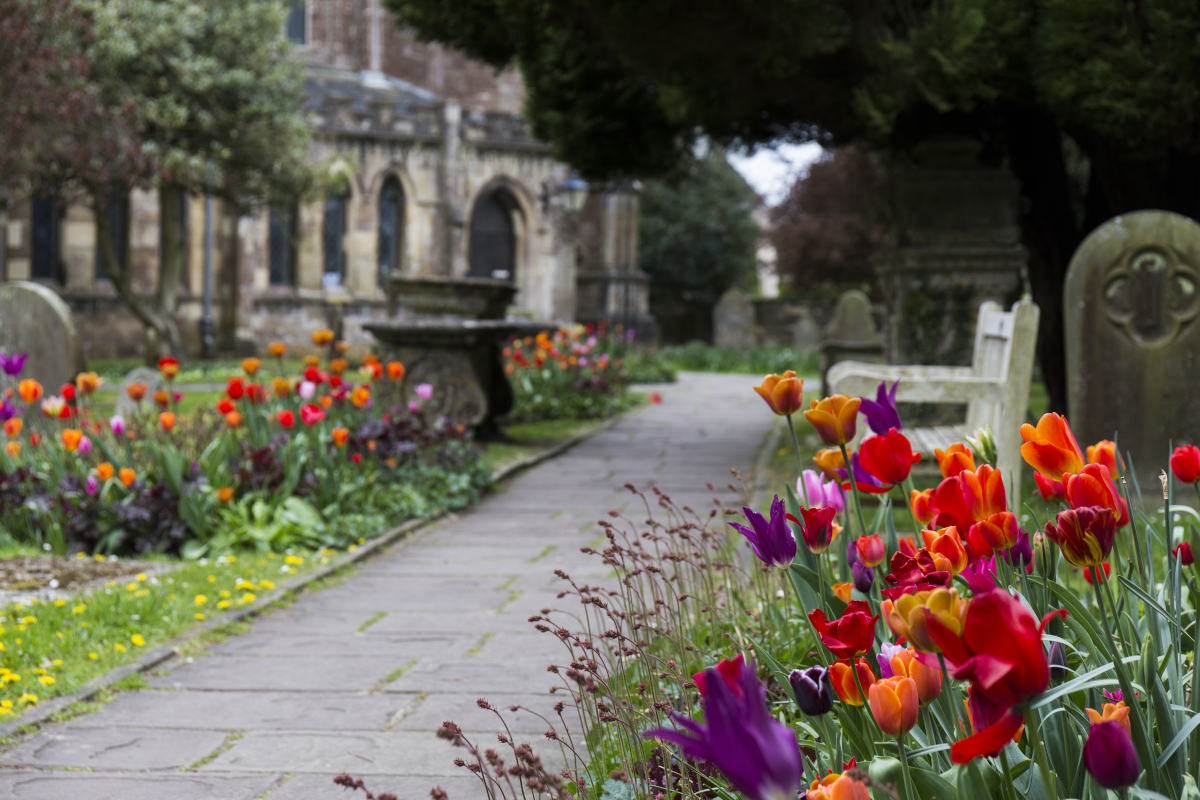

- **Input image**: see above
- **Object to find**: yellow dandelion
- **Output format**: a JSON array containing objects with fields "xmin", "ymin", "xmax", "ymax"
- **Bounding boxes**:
[
  {"xmin": 19, "ymin": 694, "xmax": 36, "ymax": 704},
  {"xmin": 241, "ymin": 593, "xmax": 256, "ymax": 604},
  {"xmin": 136, "ymin": 573, "xmax": 147, "ymax": 582},
  {"xmin": 20, "ymin": 616, "xmax": 35, "ymax": 625},
  {"xmin": 217, "ymin": 601, "xmax": 229, "ymax": 610},
  {"xmin": 284, "ymin": 555, "xmax": 304, "ymax": 565},
  {"xmin": 53, "ymin": 600, "xmax": 65, "ymax": 608},
  {"xmin": 73, "ymin": 605, "xmax": 86, "ymax": 614},
  {"xmin": 194, "ymin": 595, "xmax": 207, "ymax": 606},
  {"xmin": 131, "ymin": 634, "xmax": 145, "ymax": 647},
  {"xmin": 55, "ymin": 632, "xmax": 63, "ymax": 639},
  {"xmin": 218, "ymin": 590, "xmax": 231, "ymax": 598},
  {"xmin": 51, "ymin": 659, "xmax": 62, "ymax": 666},
  {"xmin": 1, "ymin": 700, "xmax": 11, "ymax": 708},
  {"xmin": 226, "ymin": 555, "xmax": 237, "ymax": 563},
  {"xmin": 38, "ymin": 676, "xmax": 54, "ymax": 686},
  {"xmin": 195, "ymin": 613, "xmax": 205, "ymax": 621},
  {"xmin": 125, "ymin": 583, "xmax": 138, "ymax": 591},
  {"xmin": 1, "ymin": 673, "xmax": 19, "ymax": 683},
  {"xmin": 348, "ymin": 545, "xmax": 357, "ymax": 553},
  {"xmin": 88, "ymin": 653, "xmax": 98, "ymax": 660},
  {"xmin": 114, "ymin": 644, "xmax": 126, "ymax": 653},
  {"xmin": 260, "ymin": 580, "xmax": 275, "ymax": 590},
  {"xmin": 76, "ymin": 552, "xmax": 86, "ymax": 559},
  {"xmin": 207, "ymin": 575, "xmax": 217, "ymax": 583}
]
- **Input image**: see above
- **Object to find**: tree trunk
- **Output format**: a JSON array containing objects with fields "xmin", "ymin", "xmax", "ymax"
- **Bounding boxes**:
[
  {"xmin": 156, "ymin": 184, "xmax": 186, "ymax": 355},
  {"xmin": 90, "ymin": 184, "xmax": 181, "ymax": 361},
  {"xmin": 999, "ymin": 103, "xmax": 1081, "ymax": 416}
]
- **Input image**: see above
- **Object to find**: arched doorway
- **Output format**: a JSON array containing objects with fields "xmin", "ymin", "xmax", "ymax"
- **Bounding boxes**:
[
  {"xmin": 468, "ymin": 189, "xmax": 518, "ymax": 280},
  {"xmin": 377, "ymin": 176, "xmax": 405, "ymax": 285}
]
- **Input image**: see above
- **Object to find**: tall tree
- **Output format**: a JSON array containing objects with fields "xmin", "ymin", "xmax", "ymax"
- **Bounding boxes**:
[
  {"xmin": 638, "ymin": 150, "xmax": 761, "ymax": 343},
  {"xmin": 7, "ymin": 0, "xmax": 315, "ymax": 356},
  {"xmin": 386, "ymin": 0, "xmax": 1200, "ymax": 413}
]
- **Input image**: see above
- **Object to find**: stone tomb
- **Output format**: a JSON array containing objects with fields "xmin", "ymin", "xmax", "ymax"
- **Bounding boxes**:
[
  {"xmin": 0, "ymin": 281, "xmax": 85, "ymax": 391},
  {"xmin": 1065, "ymin": 211, "xmax": 1200, "ymax": 482},
  {"xmin": 713, "ymin": 287, "xmax": 757, "ymax": 350},
  {"xmin": 820, "ymin": 290, "xmax": 883, "ymax": 394}
]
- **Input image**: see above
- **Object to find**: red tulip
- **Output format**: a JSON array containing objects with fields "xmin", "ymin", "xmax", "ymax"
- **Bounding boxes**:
[
  {"xmin": 1064, "ymin": 463, "xmax": 1129, "ymax": 527},
  {"xmin": 1171, "ymin": 445, "xmax": 1200, "ymax": 485},
  {"xmin": 966, "ymin": 511, "xmax": 1021, "ymax": 560},
  {"xmin": 787, "ymin": 505, "xmax": 840, "ymax": 555},
  {"xmin": 1082, "ymin": 562, "xmax": 1111, "ymax": 584},
  {"xmin": 859, "ymin": 428, "xmax": 922, "ymax": 486},
  {"xmin": 882, "ymin": 548, "xmax": 953, "ymax": 598},
  {"xmin": 1172, "ymin": 542, "xmax": 1194, "ymax": 566},
  {"xmin": 226, "ymin": 377, "xmax": 245, "ymax": 400},
  {"xmin": 300, "ymin": 403, "xmax": 326, "ymax": 426},
  {"xmin": 1034, "ymin": 472, "xmax": 1066, "ymax": 502},
  {"xmin": 928, "ymin": 589, "xmax": 1067, "ymax": 763},
  {"xmin": 246, "ymin": 384, "xmax": 266, "ymax": 404},
  {"xmin": 1086, "ymin": 440, "xmax": 1122, "ymax": 476},
  {"xmin": 934, "ymin": 443, "xmax": 976, "ymax": 478},
  {"xmin": 808, "ymin": 601, "xmax": 879, "ymax": 660},
  {"xmin": 61, "ymin": 384, "xmax": 76, "ymax": 402},
  {"xmin": 276, "ymin": 410, "xmax": 296, "ymax": 429},
  {"xmin": 217, "ymin": 398, "xmax": 236, "ymax": 415},
  {"xmin": 910, "ymin": 489, "xmax": 934, "ymax": 527},
  {"xmin": 692, "ymin": 654, "xmax": 744, "ymax": 697},
  {"xmin": 929, "ymin": 465, "xmax": 1006, "ymax": 532}
]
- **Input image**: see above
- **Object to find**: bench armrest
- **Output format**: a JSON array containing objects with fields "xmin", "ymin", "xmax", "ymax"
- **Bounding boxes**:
[{"xmin": 827, "ymin": 361, "xmax": 1002, "ymax": 404}]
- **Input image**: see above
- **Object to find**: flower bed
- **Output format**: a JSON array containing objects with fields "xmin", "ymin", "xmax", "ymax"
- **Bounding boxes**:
[
  {"xmin": 411, "ymin": 371, "xmax": 1200, "ymax": 800},
  {"xmin": 0, "ymin": 334, "xmax": 489, "ymax": 557}
]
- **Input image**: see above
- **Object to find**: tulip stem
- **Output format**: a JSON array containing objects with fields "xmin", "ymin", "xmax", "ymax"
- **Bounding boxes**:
[
  {"xmin": 785, "ymin": 569, "xmax": 829, "ymax": 668},
  {"xmin": 838, "ymin": 443, "xmax": 869, "ymax": 539},
  {"xmin": 1023, "ymin": 706, "xmax": 1058, "ymax": 800},
  {"xmin": 937, "ymin": 652, "xmax": 963, "ymax": 743},
  {"xmin": 896, "ymin": 735, "xmax": 917, "ymax": 800},
  {"xmin": 849, "ymin": 666, "xmax": 877, "ymax": 758},
  {"xmin": 786, "ymin": 415, "xmax": 810, "ymax": 507},
  {"xmin": 998, "ymin": 745, "xmax": 1019, "ymax": 800}
]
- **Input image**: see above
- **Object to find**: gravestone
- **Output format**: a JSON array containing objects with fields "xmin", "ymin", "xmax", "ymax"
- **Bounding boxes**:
[
  {"xmin": 0, "ymin": 281, "xmax": 85, "ymax": 392},
  {"xmin": 713, "ymin": 287, "xmax": 757, "ymax": 350},
  {"xmin": 790, "ymin": 307, "xmax": 821, "ymax": 350},
  {"xmin": 1065, "ymin": 211, "xmax": 1200, "ymax": 484},
  {"xmin": 820, "ymin": 290, "xmax": 883, "ymax": 395},
  {"xmin": 114, "ymin": 367, "xmax": 163, "ymax": 418}
]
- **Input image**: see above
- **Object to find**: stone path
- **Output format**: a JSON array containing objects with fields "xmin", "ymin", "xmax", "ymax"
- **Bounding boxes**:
[{"xmin": 0, "ymin": 372, "xmax": 775, "ymax": 800}]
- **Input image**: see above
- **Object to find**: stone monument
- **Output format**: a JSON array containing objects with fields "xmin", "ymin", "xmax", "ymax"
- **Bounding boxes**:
[
  {"xmin": 1065, "ymin": 211, "xmax": 1200, "ymax": 483},
  {"xmin": 574, "ymin": 184, "xmax": 656, "ymax": 341},
  {"xmin": 713, "ymin": 287, "xmax": 757, "ymax": 350},
  {"xmin": 0, "ymin": 281, "xmax": 85, "ymax": 391},
  {"xmin": 114, "ymin": 367, "xmax": 163, "ymax": 418},
  {"xmin": 872, "ymin": 135, "xmax": 1026, "ymax": 366},
  {"xmin": 820, "ymin": 290, "xmax": 883, "ymax": 394}
]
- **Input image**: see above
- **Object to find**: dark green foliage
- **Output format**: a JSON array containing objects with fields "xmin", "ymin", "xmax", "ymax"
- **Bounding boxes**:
[
  {"xmin": 638, "ymin": 152, "xmax": 760, "ymax": 342},
  {"xmin": 661, "ymin": 343, "xmax": 821, "ymax": 376}
]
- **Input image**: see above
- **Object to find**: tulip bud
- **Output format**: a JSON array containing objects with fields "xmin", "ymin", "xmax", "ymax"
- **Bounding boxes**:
[
  {"xmin": 1083, "ymin": 720, "xmax": 1140, "ymax": 789},
  {"xmin": 1048, "ymin": 641, "xmax": 1067, "ymax": 682},
  {"xmin": 1172, "ymin": 541, "xmax": 1194, "ymax": 566},
  {"xmin": 845, "ymin": 539, "xmax": 859, "ymax": 566},
  {"xmin": 852, "ymin": 561, "xmax": 874, "ymax": 594},
  {"xmin": 790, "ymin": 665, "xmax": 834, "ymax": 716},
  {"xmin": 855, "ymin": 534, "xmax": 885, "ymax": 567}
]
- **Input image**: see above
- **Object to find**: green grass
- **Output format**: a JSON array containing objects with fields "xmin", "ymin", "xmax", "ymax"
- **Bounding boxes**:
[
  {"xmin": 481, "ymin": 418, "xmax": 602, "ymax": 474},
  {"xmin": 661, "ymin": 343, "xmax": 821, "ymax": 376},
  {"xmin": 0, "ymin": 548, "xmax": 333, "ymax": 722},
  {"xmin": 89, "ymin": 358, "xmax": 312, "ymax": 385}
]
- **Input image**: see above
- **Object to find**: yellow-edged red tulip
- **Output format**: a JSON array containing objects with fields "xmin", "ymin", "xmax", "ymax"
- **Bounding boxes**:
[
  {"xmin": 869, "ymin": 675, "xmax": 919, "ymax": 735},
  {"xmin": 753, "ymin": 371, "xmax": 804, "ymax": 416},
  {"xmin": 934, "ymin": 442, "xmax": 976, "ymax": 478},
  {"xmin": 805, "ymin": 395, "xmax": 861, "ymax": 446},
  {"xmin": 855, "ymin": 534, "xmax": 885, "ymax": 568},
  {"xmin": 910, "ymin": 488, "xmax": 934, "ymax": 527},
  {"xmin": 920, "ymin": 527, "xmax": 968, "ymax": 575},
  {"xmin": 1044, "ymin": 506, "xmax": 1116, "ymax": 568},
  {"xmin": 1020, "ymin": 412, "xmax": 1084, "ymax": 481},
  {"xmin": 881, "ymin": 587, "xmax": 969, "ymax": 653},
  {"xmin": 829, "ymin": 658, "xmax": 876, "ymax": 706}
]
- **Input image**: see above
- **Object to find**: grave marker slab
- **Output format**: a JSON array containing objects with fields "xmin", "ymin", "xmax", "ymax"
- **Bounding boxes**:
[{"xmin": 0, "ymin": 281, "xmax": 85, "ymax": 391}]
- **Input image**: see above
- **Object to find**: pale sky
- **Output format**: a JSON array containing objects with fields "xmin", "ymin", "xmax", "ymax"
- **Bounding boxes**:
[{"xmin": 727, "ymin": 142, "xmax": 825, "ymax": 207}]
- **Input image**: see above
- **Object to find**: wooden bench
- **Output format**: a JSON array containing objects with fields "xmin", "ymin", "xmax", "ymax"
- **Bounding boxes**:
[{"xmin": 826, "ymin": 299, "xmax": 1040, "ymax": 497}]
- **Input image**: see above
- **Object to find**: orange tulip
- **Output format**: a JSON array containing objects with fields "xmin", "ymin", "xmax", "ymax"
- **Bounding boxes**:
[
  {"xmin": 1064, "ymin": 463, "xmax": 1129, "ymax": 527},
  {"xmin": 335, "ymin": 340, "xmax": 349, "ymax": 354},
  {"xmin": 1020, "ymin": 412, "xmax": 1084, "ymax": 481},
  {"xmin": 18, "ymin": 380, "xmax": 43, "ymax": 404},
  {"xmin": 119, "ymin": 467, "xmax": 136, "ymax": 487},
  {"xmin": 4, "ymin": 441, "xmax": 19, "ymax": 458},
  {"xmin": 813, "ymin": 448, "xmax": 846, "ymax": 480},
  {"xmin": 753, "ymin": 371, "xmax": 804, "ymax": 416},
  {"xmin": 967, "ymin": 511, "xmax": 1022, "ymax": 559},
  {"xmin": 350, "ymin": 386, "xmax": 371, "ymax": 408},
  {"xmin": 869, "ymin": 676, "xmax": 920, "ymax": 735},
  {"xmin": 832, "ymin": 582, "xmax": 853, "ymax": 603},
  {"xmin": 920, "ymin": 527, "xmax": 969, "ymax": 575},
  {"xmin": 1086, "ymin": 439, "xmax": 1123, "ymax": 476},
  {"xmin": 881, "ymin": 587, "xmax": 969, "ymax": 653},
  {"xmin": 302, "ymin": 355, "xmax": 320, "ymax": 368},
  {"xmin": 75, "ymin": 372, "xmax": 102, "ymax": 394},
  {"xmin": 361, "ymin": 353, "xmax": 381, "ymax": 366},
  {"xmin": 126, "ymin": 382, "xmax": 147, "ymax": 402},
  {"xmin": 96, "ymin": 462, "xmax": 114, "ymax": 481},
  {"xmin": 272, "ymin": 377, "xmax": 292, "ymax": 397},
  {"xmin": 3, "ymin": 418, "xmax": 22, "ymax": 438},
  {"xmin": 216, "ymin": 487, "xmax": 235, "ymax": 503},
  {"xmin": 61, "ymin": 428, "xmax": 82, "ymax": 452},
  {"xmin": 829, "ymin": 658, "xmax": 876, "ymax": 706},
  {"xmin": 804, "ymin": 395, "xmax": 861, "ymax": 446},
  {"xmin": 1087, "ymin": 701, "xmax": 1131, "ymax": 734},
  {"xmin": 883, "ymin": 646, "xmax": 943, "ymax": 704},
  {"xmin": 804, "ymin": 773, "xmax": 871, "ymax": 800},
  {"xmin": 934, "ymin": 443, "xmax": 976, "ymax": 478},
  {"xmin": 312, "ymin": 329, "xmax": 334, "ymax": 346},
  {"xmin": 158, "ymin": 356, "xmax": 179, "ymax": 380},
  {"xmin": 332, "ymin": 427, "xmax": 349, "ymax": 447},
  {"xmin": 159, "ymin": 412, "xmax": 176, "ymax": 432},
  {"xmin": 910, "ymin": 488, "xmax": 934, "ymax": 527},
  {"xmin": 241, "ymin": 357, "xmax": 261, "ymax": 376},
  {"xmin": 386, "ymin": 361, "xmax": 405, "ymax": 381},
  {"xmin": 929, "ymin": 464, "xmax": 1007, "ymax": 532},
  {"xmin": 225, "ymin": 411, "xmax": 242, "ymax": 429},
  {"xmin": 268, "ymin": 341, "xmax": 287, "ymax": 357},
  {"xmin": 329, "ymin": 358, "xmax": 348, "ymax": 375},
  {"xmin": 319, "ymin": 395, "xmax": 333, "ymax": 409}
]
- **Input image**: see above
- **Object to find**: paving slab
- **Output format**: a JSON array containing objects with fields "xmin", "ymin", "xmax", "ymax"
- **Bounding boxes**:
[{"xmin": 0, "ymin": 373, "xmax": 772, "ymax": 793}]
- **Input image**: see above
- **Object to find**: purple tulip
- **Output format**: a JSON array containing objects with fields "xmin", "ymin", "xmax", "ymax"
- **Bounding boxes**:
[
  {"xmin": 728, "ymin": 495, "xmax": 796, "ymax": 569},
  {"xmin": 1048, "ymin": 641, "xmax": 1067, "ymax": 682},
  {"xmin": 789, "ymin": 665, "xmax": 833, "ymax": 716},
  {"xmin": 836, "ymin": 452, "xmax": 886, "ymax": 492},
  {"xmin": 1002, "ymin": 527, "xmax": 1033, "ymax": 573},
  {"xmin": 408, "ymin": 400, "xmax": 420, "ymax": 413},
  {"xmin": 0, "ymin": 352, "xmax": 27, "ymax": 377},
  {"xmin": 0, "ymin": 397, "xmax": 15, "ymax": 423},
  {"xmin": 77, "ymin": 436, "xmax": 92, "ymax": 455},
  {"xmin": 1083, "ymin": 720, "xmax": 1140, "ymax": 789},
  {"xmin": 860, "ymin": 380, "xmax": 901, "ymax": 436},
  {"xmin": 962, "ymin": 556, "xmax": 998, "ymax": 594},
  {"xmin": 85, "ymin": 475, "xmax": 99, "ymax": 496},
  {"xmin": 877, "ymin": 641, "xmax": 905, "ymax": 678},
  {"xmin": 645, "ymin": 661, "xmax": 805, "ymax": 800},
  {"xmin": 1103, "ymin": 689, "xmax": 1123, "ymax": 704},
  {"xmin": 845, "ymin": 538, "xmax": 859, "ymax": 566},
  {"xmin": 852, "ymin": 560, "xmax": 874, "ymax": 593}
]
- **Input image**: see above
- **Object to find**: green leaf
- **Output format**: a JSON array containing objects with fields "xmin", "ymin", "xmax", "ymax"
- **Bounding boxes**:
[
  {"xmin": 1158, "ymin": 708, "xmax": 1200, "ymax": 769},
  {"xmin": 1119, "ymin": 576, "xmax": 1183, "ymax": 636}
]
